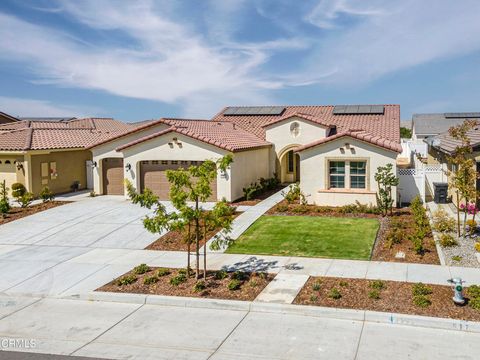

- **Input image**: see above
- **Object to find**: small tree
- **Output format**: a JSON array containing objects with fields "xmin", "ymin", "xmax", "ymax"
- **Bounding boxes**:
[
  {"xmin": 126, "ymin": 154, "xmax": 235, "ymax": 280},
  {"xmin": 0, "ymin": 180, "xmax": 10, "ymax": 218},
  {"xmin": 374, "ymin": 163, "xmax": 399, "ymax": 216},
  {"xmin": 447, "ymin": 119, "xmax": 478, "ymax": 237}
]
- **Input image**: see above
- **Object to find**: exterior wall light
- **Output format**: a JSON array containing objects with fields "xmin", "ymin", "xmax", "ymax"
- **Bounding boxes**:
[
  {"xmin": 16, "ymin": 162, "xmax": 24, "ymax": 170},
  {"xmin": 125, "ymin": 163, "xmax": 132, "ymax": 171},
  {"xmin": 91, "ymin": 161, "xmax": 97, "ymax": 168}
]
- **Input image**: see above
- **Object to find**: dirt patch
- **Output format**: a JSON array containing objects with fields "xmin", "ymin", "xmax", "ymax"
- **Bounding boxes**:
[
  {"xmin": 232, "ymin": 185, "xmax": 285, "ymax": 206},
  {"xmin": 0, "ymin": 201, "xmax": 70, "ymax": 226},
  {"xmin": 146, "ymin": 212, "xmax": 241, "ymax": 251},
  {"xmin": 294, "ymin": 277, "xmax": 480, "ymax": 321},
  {"xmin": 97, "ymin": 267, "xmax": 274, "ymax": 301},
  {"xmin": 372, "ymin": 209, "xmax": 440, "ymax": 264}
]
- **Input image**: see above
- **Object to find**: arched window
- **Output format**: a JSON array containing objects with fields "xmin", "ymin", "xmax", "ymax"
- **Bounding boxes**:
[{"xmin": 5, "ymin": 160, "xmax": 11, "ymax": 164}]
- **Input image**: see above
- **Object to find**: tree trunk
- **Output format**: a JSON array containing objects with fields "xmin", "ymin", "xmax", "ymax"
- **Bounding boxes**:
[
  {"xmin": 187, "ymin": 223, "xmax": 191, "ymax": 274},
  {"xmin": 195, "ymin": 199, "xmax": 200, "ymax": 279},
  {"xmin": 463, "ymin": 197, "xmax": 468, "ymax": 237},
  {"xmin": 456, "ymin": 191, "xmax": 461, "ymax": 237},
  {"xmin": 203, "ymin": 224, "xmax": 207, "ymax": 281}
]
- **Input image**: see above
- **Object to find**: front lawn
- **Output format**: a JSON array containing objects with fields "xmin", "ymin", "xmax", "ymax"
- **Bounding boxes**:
[{"xmin": 226, "ymin": 215, "xmax": 379, "ymax": 260}]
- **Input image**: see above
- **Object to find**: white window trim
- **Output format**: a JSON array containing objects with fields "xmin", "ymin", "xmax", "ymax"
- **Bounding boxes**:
[{"xmin": 327, "ymin": 158, "xmax": 369, "ymax": 190}]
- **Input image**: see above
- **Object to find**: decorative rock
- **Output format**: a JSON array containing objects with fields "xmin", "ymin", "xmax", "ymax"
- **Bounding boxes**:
[{"xmin": 395, "ymin": 251, "xmax": 406, "ymax": 259}]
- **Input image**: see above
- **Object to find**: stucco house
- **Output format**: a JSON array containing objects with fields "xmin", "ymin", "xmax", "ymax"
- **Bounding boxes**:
[
  {"xmin": 89, "ymin": 104, "xmax": 401, "ymax": 206},
  {"xmin": 0, "ymin": 117, "xmax": 135, "ymax": 195}
]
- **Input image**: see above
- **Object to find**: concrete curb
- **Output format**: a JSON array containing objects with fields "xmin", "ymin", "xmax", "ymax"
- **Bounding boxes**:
[{"xmin": 68, "ymin": 291, "xmax": 480, "ymax": 333}]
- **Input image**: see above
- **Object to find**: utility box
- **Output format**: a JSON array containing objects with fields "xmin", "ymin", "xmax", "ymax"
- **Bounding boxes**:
[{"xmin": 433, "ymin": 182, "xmax": 448, "ymax": 204}]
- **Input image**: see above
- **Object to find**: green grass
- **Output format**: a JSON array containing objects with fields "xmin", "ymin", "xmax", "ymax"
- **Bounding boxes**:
[{"xmin": 226, "ymin": 215, "xmax": 379, "ymax": 260}]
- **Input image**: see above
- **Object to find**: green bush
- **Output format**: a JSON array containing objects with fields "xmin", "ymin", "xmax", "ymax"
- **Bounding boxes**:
[
  {"xmin": 116, "ymin": 274, "xmax": 137, "ymax": 286},
  {"xmin": 0, "ymin": 180, "xmax": 10, "ymax": 217},
  {"xmin": 291, "ymin": 205, "xmax": 309, "ymax": 213},
  {"xmin": 143, "ymin": 275, "xmax": 159, "ymax": 285},
  {"xmin": 242, "ymin": 176, "xmax": 279, "ymax": 200},
  {"xmin": 227, "ymin": 279, "xmax": 242, "ymax": 291},
  {"xmin": 328, "ymin": 288, "xmax": 342, "ymax": 300},
  {"xmin": 39, "ymin": 186, "xmax": 55, "ymax": 202},
  {"xmin": 275, "ymin": 204, "xmax": 289, "ymax": 212},
  {"xmin": 312, "ymin": 281, "xmax": 321, "ymax": 291},
  {"xmin": 170, "ymin": 273, "xmax": 187, "ymax": 286},
  {"xmin": 11, "ymin": 183, "xmax": 26, "ymax": 198},
  {"xmin": 157, "ymin": 268, "xmax": 171, "ymax": 277},
  {"xmin": 439, "ymin": 233, "xmax": 457, "ymax": 247},
  {"xmin": 214, "ymin": 270, "xmax": 228, "ymax": 280},
  {"xmin": 339, "ymin": 201, "xmax": 380, "ymax": 215},
  {"xmin": 432, "ymin": 208, "xmax": 456, "ymax": 233},
  {"xmin": 470, "ymin": 298, "xmax": 480, "ymax": 310},
  {"xmin": 231, "ymin": 270, "xmax": 248, "ymax": 281},
  {"xmin": 249, "ymin": 279, "xmax": 258, "ymax": 288},
  {"xmin": 310, "ymin": 294, "xmax": 318, "ymax": 302},
  {"xmin": 451, "ymin": 255, "xmax": 462, "ymax": 262},
  {"xmin": 89, "ymin": 191, "xmax": 97, "ymax": 197},
  {"xmin": 368, "ymin": 290, "xmax": 380, "ymax": 300},
  {"xmin": 412, "ymin": 283, "xmax": 433, "ymax": 296},
  {"xmin": 16, "ymin": 192, "xmax": 34, "ymax": 208},
  {"xmin": 133, "ymin": 263, "xmax": 150, "ymax": 275},
  {"xmin": 282, "ymin": 183, "xmax": 305, "ymax": 204},
  {"xmin": 339, "ymin": 280, "xmax": 348, "ymax": 287},
  {"xmin": 413, "ymin": 295, "xmax": 431, "ymax": 308},
  {"xmin": 369, "ymin": 280, "xmax": 385, "ymax": 291},
  {"xmin": 466, "ymin": 285, "xmax": 480, "ymax": 299},
  {"xmin": 385, "ymin": 228, "xmax": 405, "ymax": 248},
  {"xmin": 193, "ymin": 280, "xmax": 206, "ymax": 292}
]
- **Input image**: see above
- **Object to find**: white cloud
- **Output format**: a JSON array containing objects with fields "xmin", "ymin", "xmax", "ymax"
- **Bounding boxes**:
[{"xmin": 0, "ymin": 96, "xmax": 100, "ymax": 118}]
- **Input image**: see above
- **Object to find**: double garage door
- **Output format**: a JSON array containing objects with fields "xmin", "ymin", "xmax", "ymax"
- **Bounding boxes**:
[{"xmin": 140, "ymin": 160, "xmax": 217, "ymax": 201}]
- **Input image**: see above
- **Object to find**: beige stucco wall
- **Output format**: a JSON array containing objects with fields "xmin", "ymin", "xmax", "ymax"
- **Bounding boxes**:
[
  {"xmin": 91, "ymin": 123, "xmax": 170, "ymax": 195},
  {"xmin": 0, "ymin": 155, "xmax": 24, "ymax": 194},
  {"xmin": 265, "ymin": 117, "xmax": 328, "ymax": 182},
  {"xmin": 298, "ymin": 137, "xmax": 398, "ymax": 206},
  {"xmin": 229, "ymin": 147, "xmax": 271, "ymax": 201},
  {"xmin": 30, "ymin": 150, "xmax": 92, "ymax": 195},
  {"xmin": 119, "ymin": 132, "xmax": 232, "ymax": 200}
]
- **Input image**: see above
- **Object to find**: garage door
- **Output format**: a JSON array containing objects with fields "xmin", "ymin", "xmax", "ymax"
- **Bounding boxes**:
[
  {"xmin": 140, "ymin": 160, "xmax": 217, "ymax": 201},
  {"xmin": 102, "ymin": 158, "xmax": 124, "ymax": 195}
]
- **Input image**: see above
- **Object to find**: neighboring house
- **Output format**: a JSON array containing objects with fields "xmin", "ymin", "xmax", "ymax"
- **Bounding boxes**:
[
  {"xmin": 411, "ymin": 112, "xmax": 480, "ymax": 140},
  {"xmin": 0, "ymin": 118, "xmax": 134, "ymax": 195},
  {"xmin": 90, "ymin": 104, "xmax": 401, "ymax": 206},
  {"xmin": 0, "ymin": 111, "xmax": 20, "ymax": 124}
]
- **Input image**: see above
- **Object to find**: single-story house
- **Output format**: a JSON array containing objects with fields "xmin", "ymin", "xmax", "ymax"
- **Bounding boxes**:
[
  {"xmin": 89, "ymin": 104, "xmax": 401, "ymax": 206},
  {"xmin": 0, "ymin": 117, "xmax": 135, "ymax": 195},
  {"xmin": 412, "ymin": 112, "xmax": 480, "ymax": 141}
]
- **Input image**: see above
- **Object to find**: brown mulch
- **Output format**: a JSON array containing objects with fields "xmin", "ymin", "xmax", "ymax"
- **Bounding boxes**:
[
  {"xmin": 97, "ymin": 267, "xmax": 274, "ymax": 301},
  {"xmin": 145, "ymin": 212, "xmax": 241, "ymax": 251},
  {"xmin": 0, "ymin": 201, "xmax": 70, "ymax": 226},
  {"xmin": 371, "ymin": 209, "xmax": 440, "ymax": 264},
  {"xmin": 232, "ymin": 185, "xmax": 286, "ymax": 206},
  {"xmin": 294, "ymin": 277, "xmax": 480, "ymax": 321}
]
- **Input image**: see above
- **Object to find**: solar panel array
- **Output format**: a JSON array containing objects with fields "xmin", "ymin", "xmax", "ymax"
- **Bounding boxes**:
[
  {"xmin": 444, "ymin": 112, "xmax": 480, "ymax": 119},
  {"xmin": 223, "ymin": 106, "xmax": 286, "ymax": 116},
  {"xmin": 333, "ymin": 105, "xmax": 384, "ymax": 115}
]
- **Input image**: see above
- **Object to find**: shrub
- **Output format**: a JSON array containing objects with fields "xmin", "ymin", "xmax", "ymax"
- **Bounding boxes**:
[
  {"xmin": 39, "ymin": 186, "xmax": 55, "ymax": 203},
  {"xmin": 282, "ymin": 183, "xmax": 306, "ymax": 204},
  {"xmin": 431, "ymin": 208, "xmax": 456, "ymax": 233},
  {"xmin": 214, "ymin": 270, "xmax": 228, "ymax": 280},
  {"xmin": 451, "ymin": 255, "xmax": 462, "ymax": 262},
  {"xmin": 275, "ymin": 204, "xmax": 289, "ymax": 212},
  {"xmin": 249, "ymin": 279, "xmax": 258, "ymax": 288},
  {"xmin": 370, "ymin": 280, "xmax": 385, "ymax": 291},
  {"xmin": 312, "ymin": 281, "xmax": 321, "ymax": 291},
  {"xmin": 16, "ymin": 192, "xmax": 34, "ymax": 208},
  {"xmin": 170, "ymin": 273, "xmax": 187, "ymax": 286},
  {"xmin": 157, "ymin": 268, "xmax": 171, "ymax": 277},
  {"xmin": 470, "ymin": 298, "xmax": 480, "ymax": 310},
  {"xmin": 466, "ymin": 219, "xmax": 478, "ymax": 236},
  {"xmin": 0, "ymin": 180, "xmax": 10, "ymax": 217},
  {"xmin": 11, "ymin": 183, "xmax": 26, "ymax": 198},
  {"xmin": 413, "ymin": 295, "xmax": 432, "ymax": 308},
  {"xmin": 193, "ymin": 280, "xmax": 206, "ymax": 292},
  {"xmin": 439, "ymin": 233, "xmax": 457, "ymax": 247},
  {"xmin": 339, "ymin": 280, "xmax": 348, "ymax": 287},
  {"xmin": 89, "ymin": 191, "xmax": 96, "ymax": 197},
  {"xmin": 143, "ymin": 275, "xmax": 159, "ymax": 285},
  {"xmin": 231, "ymin": 270, "xmax": 248, "ymax": 281},
  {"xmin": 291, "ymin": 205, "xmax": 309, "ymax": 213},
  {"xmin": 310, "ymin": 294, "xmax": 318, "ymax": 302},
  {"xmin": 410, "ymin": 234, "xmax": 424, "ymax": 255},
  {"xmin": 412, "ymin": 283, "xmax": 433, "ymax": 296},
  {"xmin": 227, "ymin": 279, "xmax": 242, "ymax": 291},
  {"xmin": 133, "ymin": 263, "xmax": 150, "ymax": 275},
  {"xmin": 116, "ymin": 274, "xmax": 137, "ymax": 286},
  {"xmin": 368, "ymin": 290, "xmax": 380, "ymax": 300},
  {"xmin": 328, "ymin": 288, "xmax": 342, "ymax": 300},
  {"xmin": 385, "ymin": 228, "xmax": 405, "ymax": 248},
  {"xmin": 475, "ymin": 243, "xmax": 480, "ymax": 252},
  {"xmin": 466, "ymin": 285, "xmax": 480, "ymax": 299}
]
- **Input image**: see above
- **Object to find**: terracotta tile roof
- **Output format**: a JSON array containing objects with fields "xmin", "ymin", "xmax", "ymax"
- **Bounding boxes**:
[
  {"xmin": 295, "ymin": 130, "xmax": 403, "ymax": 153},
  {"xmin": 213, "ymin": 104, "xmax": 400, "ymax": 152},
  {"xmin": 260, "ymin": 112, "xmax": 334, "ymax": 129},
  {"xmin": 116, "ymin": 118, "xmax": 271, "ymax": 152},
  {"xmin": 428, "ymin": 123, "xmax": 480, "ymax": 154},
  {"xmin": 0, "ymin": 118, "xmax": 134, "ymax": 151}
]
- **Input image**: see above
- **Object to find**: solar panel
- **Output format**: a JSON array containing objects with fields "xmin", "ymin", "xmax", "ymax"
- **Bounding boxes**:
[
  {"xmin": 333, "ymin": 105, "xmax": 384, "ymax": 115},
  {"xmin": 445, "ymin": 112, "xmax": 480, "ymax": 118},
  {"xmin": 223, "ymin": 106, "xmax": 285, "ymax": 116}
]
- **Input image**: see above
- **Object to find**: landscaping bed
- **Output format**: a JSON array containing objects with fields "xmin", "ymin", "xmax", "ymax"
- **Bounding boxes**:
[
  {"xmin": 294, "ymin": 276, "xmax": 480, "ymax": 321},
  {"xmin": 0, "ymin": 201, "xmax": 69, "ymax": 225},
  {"xmin": 225, "ymin": 215, "xmax": 379, "ymax": 260},
  {"xmin": 233, "ymin": 185, "xmax": 285, "ymax": 206},
  {"xmin": 97, "ymin": 265, "xmax": 273, "ymax": 301},
  {"xmin": 145, "ymin": 211, "xmax": 241, "ymax": 251}
]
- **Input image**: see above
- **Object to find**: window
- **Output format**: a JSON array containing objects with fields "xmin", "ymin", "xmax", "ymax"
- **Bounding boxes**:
[
  {"xmin": 161, "ymin": 160, "xmax": 168, "ymax": 165},
  {"xmin": 350, "ymin": 161, "xmax": 366, "ymax": 189},
  {"xmin": 171, "ymin": 160, "xmax": 178, "ymax": 165},
  {"xmin": 329, "ymin": 161, "xmax": 345, "ymax": 188},
  {"xmin": 287, "ymin": 150, "xmax": 294, "ymax": 173}
]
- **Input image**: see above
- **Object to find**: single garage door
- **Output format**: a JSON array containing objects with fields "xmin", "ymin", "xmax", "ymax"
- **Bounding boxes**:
[
  {"xmin": 102, "ymin": 158, "xmax": 124, "ymax": 195},
  {"xmin": 140, "ymin": 160, "xmax": 217, "ymax": 201}
]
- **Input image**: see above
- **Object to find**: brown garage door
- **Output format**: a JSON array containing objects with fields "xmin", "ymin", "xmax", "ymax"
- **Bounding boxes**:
[
  {"xmin": 102, "ymin": 158, "xmax": 124, "ymax": 195},
  {"xmin": 140, "ymin": 160, "xmax": 217, "ymax": 201}
]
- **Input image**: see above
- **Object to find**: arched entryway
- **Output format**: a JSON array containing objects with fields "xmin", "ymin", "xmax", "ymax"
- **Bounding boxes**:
[{"xmin": 278, "ymin": 148, "xmax": 300, "ymax": 183}]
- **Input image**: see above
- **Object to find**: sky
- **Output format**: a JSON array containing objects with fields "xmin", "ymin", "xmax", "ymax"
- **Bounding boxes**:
[{"xmin": 1, "ymin": 0, "xmax": 480, "ymax": 122}]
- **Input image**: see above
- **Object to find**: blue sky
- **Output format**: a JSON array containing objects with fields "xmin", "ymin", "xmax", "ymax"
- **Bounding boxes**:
[{"xmin": 1, "ymin": 0, "xmax": 480, "ymax": 122}]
